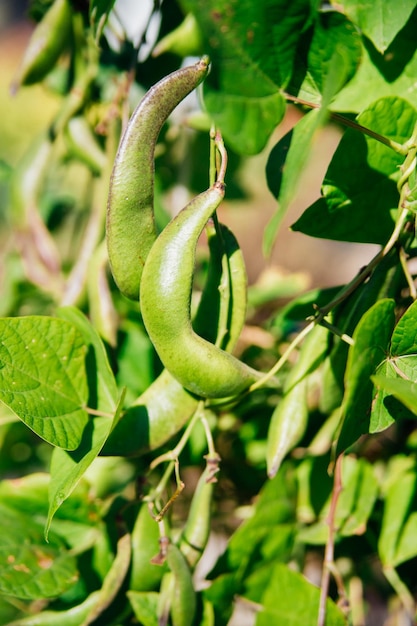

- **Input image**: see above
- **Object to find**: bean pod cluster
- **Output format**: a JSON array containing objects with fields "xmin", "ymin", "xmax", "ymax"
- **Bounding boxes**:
[{"xmin": 106, "ymin": 58, "xmax": 263, "ymax": 405}]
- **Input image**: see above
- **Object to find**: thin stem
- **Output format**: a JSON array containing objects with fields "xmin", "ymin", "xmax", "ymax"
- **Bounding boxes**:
[
  {"xmin": 248, "ymin": 319, "xmax": 316, "ymax": 393},
  {"xmin": 155, "ymin": 460, "xmax": 185, "ymax": 522},
  {"xmin": 149, "ymin": 401, "xmax": 205, "ymax": 470},
  {"xmin": 318, "ymin": 454, "xmax": 345, "ymax": 626},
  {"xmin": 399, "ymin": 247, "xmax": 417, "ymax": 300},
  {"xmin": 145, "ymin": 461, "xmax": 175, "ymax": 508},
  {"xmin": 209, "ymin": 125, "xmax": 217, "ymax": 187},
  {"xmin": 215, "ymin": 130, "xmax": 228, "ymax": 183},
  {"xmin": 383, "ymin": 566, "xmax": 415, "ymax": 619},
  {"xmin": 283, "ymin": 92, "xmax": 407, "ymax": 154},
  {"xmin": 317, "ymin": 318, "xmax": 354, "ymax": 346},
  {"xmin": 318, "ymin": 207, "xmax": 410, "ymax": 317},
  {"xmin": 61, "ymin": 177, "xmax": 105, "ymax": 306}
]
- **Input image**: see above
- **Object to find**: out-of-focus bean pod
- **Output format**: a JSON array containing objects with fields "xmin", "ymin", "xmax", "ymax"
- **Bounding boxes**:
[
  {"xmin": 64, "ymin": 116, "xmax": 107, "ymax": 175},
  {"xmin": 106, "ymin": 57, "xmax": 210, "ymax": 300},
  {"xmin": 5, "ymin": 590, "xmax": 101, "ymax": 626},
  {"xmin": 166, "ymin": 543, "xmax": 197, "ymax": 626},
  {"xmin": 179, "ymin": 462, "xmax": 217, "ymax": 568},
  {"xmin": 11, "ymin": 0, "xmax": 72, "ymax": 92},
  {"xmin": 130, "ymin": 504, "xmax": 168, "ymax": 592}
]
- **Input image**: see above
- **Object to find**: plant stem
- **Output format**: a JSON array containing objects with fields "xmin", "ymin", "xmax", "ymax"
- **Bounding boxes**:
[
  {"xmin": 317, "ymin": 207, "xmax": 409, "ymax": 317},
  {"xmin": 283, "ymin": 92, "xmax": 407, "ymax": 154},
  {"xmin": 318, "ymin": 453, "xmax": 345, "ymax": 626}
]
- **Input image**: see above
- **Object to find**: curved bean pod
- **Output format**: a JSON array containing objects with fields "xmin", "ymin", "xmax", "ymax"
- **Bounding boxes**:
[
  {"xmin": 140, "ymin": 182, "xmax": 262, "ymax": 399},
  {"xmin": 106, "ymin": 57, "xmax": 210, "ymax": 300},
  {"xmin": 102, "ymin": 222, "xmax": 249, "ymax": 456},
  {"xmin": 11, "ymin": 0, "xmax": 72, "ymax": 92}
]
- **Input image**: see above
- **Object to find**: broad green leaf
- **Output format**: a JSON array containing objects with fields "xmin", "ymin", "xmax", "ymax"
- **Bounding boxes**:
[
  {"xmin": 264, "ymin": 46, "xmax": 353, "ymax": 253},
  {"xmin": 255, "ymin": 563, "xmax": 347, "ymax": 626},
  {"xmin": 0, "ymin": 503, "xmax": 77, "ymax": 600},
  {"xmin": 47, "ymin": 390, "xmax": 125, "ymax": 537},
  {"xmin": 372, "ymin": 374, "xmax": 417, "ymax": 417},
  {"xmin": 56, "ymin": 306, "xmax": 118, "ymax": 414},
  {"xmin": 332, "ymin": 9, "xmax": 417, "ymax": 112},
  {"xmin": 369, "ymin": 361, "xmax": 411, "ymax": 432},
  {"xmin": 0, "ymin": 473, "xmax": 103, "ymax": 558},
  {"xmin": 292, "ymin": 10, "xmax": 362, "ymax": 104},
  {"xmin": 390, "ymin": 299, "xmax": 417, "ymax": 355},
  {"xmin": 128, "ymin": 591, "xmax": 159, "ymax": 626},
  {"xmin": 180, "ymin": 0, "xmax": 313, "ymax": 153},
  {"xmin": 203, "ymin": 89, "xmax": 286, "ymax": 155},
  {"xmin": 293, "ymin": 97, "xmax": 417, "ymax": 244},
  {"xmin": 0, "ymin": 317, "xmax": 88, "ymax": 450},
  {"xmin": 298, "ymin": 456, "xmax": 378, "ymax": 544},
  {"xmin": 336, "ymin": 299, "xmax": 396, "ymax": 455},
  {"xmin": 378, "ymin": 457, "xmax": 417, "ymax": 567},
  {"xmin": 334, "ymin": 0, "xmax": 417, "ymax": 53},
  {"xmin": 208, "ymin": 464, "xmax": 296, "ymax": 580},
  {"xmin": 369, "ymin": 300, "xmax": 417, "ymax": 426}
]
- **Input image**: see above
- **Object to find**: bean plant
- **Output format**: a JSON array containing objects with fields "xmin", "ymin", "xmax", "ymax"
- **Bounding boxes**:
[{"xmin": 2, "ymin": 0, "xmax": 417, "ymax": 625}]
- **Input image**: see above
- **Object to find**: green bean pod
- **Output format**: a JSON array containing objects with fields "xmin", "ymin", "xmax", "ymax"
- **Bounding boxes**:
[
  {"xmin": 140, "ymin": 182, "xmax": 262, "ymax": 399},
  {"xmin": 11, "ymin": 0, "xmax": 72, "ymax": 92},
  {"xmin": 5, "ymin": 591, "xmax": 101, "ymax": 626},
  {"xmin": 194, "ymin": 223, "xmax": 248, "ymax": 353},
  {"xmin": 179, "ymin": 465, "xmax": 214, "ymax": 568},
  {"xmin": 130, "ymin": 504, "xmax": 168, "ymax": 591},
  {"xmin": 165, "ymin": 543, "xmax": 197, "ymax": 626},
  {"xmin": 106, "ymin": 57, "xmax": 210, "ymax": 300},
  {"xmin": 64, "ymin": 116, "xmax": 107, "ymax": 175},
  {"xmin": 102, "ymin": 222, "xmax": 249, "ymax": 456}
]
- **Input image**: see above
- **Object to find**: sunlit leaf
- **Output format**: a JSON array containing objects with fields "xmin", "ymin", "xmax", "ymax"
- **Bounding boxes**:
[
  {"xmin": 0, "ymin": 503, "xmax": 77, "ymax": 600},
  {"xmin": 255, "ymin": 563, "xmax": 347, "ymax": 625},
  {"xmin": 336, "ymin": 299, "xmax": 396, "ymax": 454},
  {"xmin": 334, "ymin": 0, "xmax": 417, "ymax": 53},
  {"xmin": 0, "ymin": 317, "xmax": 88, "ymax": 449}
]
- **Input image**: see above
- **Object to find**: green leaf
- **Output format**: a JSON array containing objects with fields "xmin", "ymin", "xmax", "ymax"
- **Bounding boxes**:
[
  {"xmin": 264, "ymin": 46, "xmax": 353, "ymax": 253},
  {"xmin": 0, "ymin": 503, "xmax": 78, "ymax": 600},
  {"xmin": 208, "ymin": 464, "xmax": 296, "ymax": 585},
  {"xmin": 293, "ymin": 97, "xmax": 417, "ymax": 244},
  {"xmin": 203, "ymin": 89, "xmax": 286, "ymax": 155},
  {"xmin": 56, "ymin": 306, "xmax": 118, "ymax": 413},
  {"xmin": 0, "ymin": 317, "xmax": 88, "ymax": 450},
  {"xmin": 378, "ymin": 456, "xmax": 417, "ymax": 567},
  {"xmin": 331, "ymin": 8, "xmax": 417, "ymax": 112},
  {"xmin": 336, "ymin": 299, "xmax": 396, "ymax": 454},
  {"xmin": 370, "ymin": 300, "xmax": 417, "ymax": 425},
  {"xmin": 298, "ymin": 456, "xmax": 378, "ymax": 544},
  {"xmin": 372, "ymin": 374, "xmax": 417, "ymax": 417},
  {"xmin": 334, "ymin": 0, "xmax": 417, "ymax": 53},
  {"xmin": 128, "ymin": 591, "xmax": 159, "ymax": 626},
  {"xmin": 47, "ymin": 390, "xmax": 125, "ymax": 537},
  {"xmin": 255, "ymin": 563, "xmax": 347, "ymax": 626},
  {"xmin": 390, "ymin": 299, "xmax": 417, "ymax": 355},
  {"xmin": 293, "ymin": 10, "xmax": 362, "ymax": 104},
  {"xmin": 180, "ymin": 0, "xmax": 313, "ymax": 153}
]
